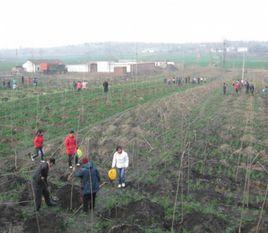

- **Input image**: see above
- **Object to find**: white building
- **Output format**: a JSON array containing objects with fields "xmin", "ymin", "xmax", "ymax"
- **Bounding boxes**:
[
  {"xmin": 65, "ymin": 61, "xmax": 139, "ymax": 73},
  {"xmin": 167, "ymin": 61, "xmax": 175, "ymax": 66},
  {"xmin": 96, "ymin": 61, "xmax": 114, "ymax": 73},
  {"xmin": 155, "ymin": 61, "xmax": 175, "ymax": 68},
  {"xmin": 237, "ymin": 47, "xmax": 248, "ymax": 53},
  {"xmin": 66, "ymin": 64, "xmax": 90, "ymax": 73},
  {"xmin": 22, "ymin": 60, "xmax": 38, "ymax": 73}
]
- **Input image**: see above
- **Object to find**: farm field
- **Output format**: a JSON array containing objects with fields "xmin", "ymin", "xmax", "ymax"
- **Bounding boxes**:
[
  {"xmin": 0, "ymin": 67, "xmax": 267, "ymax": 233},
  {"xmin": 1, "ymin": 53, "xmax": 268, "ymax": 72}
]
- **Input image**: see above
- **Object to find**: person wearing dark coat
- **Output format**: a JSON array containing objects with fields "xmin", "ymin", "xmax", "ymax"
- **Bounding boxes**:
[
  {"xmin": 223, "ymin": 82, "xmax": 227, "ymax": 95},
  {"xmin": 103, "ymin": 81, "xmax": 109, "ymax": 93},
  {"xmin": 7, "ymin": 80, "xmax": 11, "ymax": 89},
  {"xmin": 75, "ymin": 158, "xmax": 100, "ymax": 212},
  {"xmin": 245, "ymin": 81, "xmax": 250, "ymax": 94},
  {"xmin": 32, "ymin": 158, "xmax": 56, "ymax": 211},
  {"xmin": 249, "ymin": 84, "xmax": 254, "ymax": 95}
]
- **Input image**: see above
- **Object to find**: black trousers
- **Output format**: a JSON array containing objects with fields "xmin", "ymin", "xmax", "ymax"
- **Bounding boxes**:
[
  {"xmin": 68, "ymin": 154, "xmax": 78, "ymax": 166},
  {"xmin": 83, "ymin": 193, "xmax": 96, "ymax": 212},
  {"xmin": 33, "ymin": 147, "xmax": 44, "ymax": 160},
  {"xmin": 33, "ymin": 181, "xmax": 51, "ymax": 211}
]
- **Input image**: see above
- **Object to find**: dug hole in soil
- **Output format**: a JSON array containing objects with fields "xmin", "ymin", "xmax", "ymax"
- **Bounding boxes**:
[
  {"xmin": 23, "ymin": 212, "xmax": 65, "ymax": 233},
  {"xmin": 56, "ymin": 184, "xmax": 81, "ymax": 210},
  {"xmin": 101, "ymin": 198, "xmax": 165, "ymax": 228},
  {"xmin": 0, "ymin": 203, "xmax": 23, "ymax": 232},
  {"xmin": 164, "ymin": 211, "xmax": 228, "ymax": 233},
  {"xmin": 238, "ymin": 219, "xmax": 268, "ymax": 233},
  {"xmin": 108, "ymin": 223, "xmax": 143, "ymax": 233},
  {"xmin": 0, "ymin": 175, "xmax": 27, "ymax": 193}
]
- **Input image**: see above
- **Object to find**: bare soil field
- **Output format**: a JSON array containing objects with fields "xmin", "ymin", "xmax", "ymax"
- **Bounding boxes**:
[{"xmin": 0, "ymin": 67, "xmax": 267, "ymax": 233}]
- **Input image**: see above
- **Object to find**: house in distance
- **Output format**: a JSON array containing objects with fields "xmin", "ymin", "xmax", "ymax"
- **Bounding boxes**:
[{"xmin": 22, "ymin": 59, "xmax": 66, "ymax": 74}]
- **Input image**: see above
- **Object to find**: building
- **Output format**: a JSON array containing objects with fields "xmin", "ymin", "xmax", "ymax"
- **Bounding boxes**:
[
  {"xmin": 65, "ymin": 61, "xmax": 155, "ymax": 75},
  {"xmin": 96, "ymin": 61, "xmax": 114, "ymax": 73},
  {"xmin": 11, "ymin": 66, "xmax": 24, "ymax": 74},
  {"xmin": 130, "ymin": 62, "xmax": 156, "ymax": 75},
  {"xmin": 66, "ymin": 64, "xmax": 90, "ymax": 73},
  {"xmin": 22, "ymin": 59, "xmax": 65, "ymax": 73},
  {"xmin": 114, "ymin": 67, "xmax": 127, "ymax": 76},
  {"xmin": 113, "ymin": 62, "xmax": 134, "ymax": 73}
]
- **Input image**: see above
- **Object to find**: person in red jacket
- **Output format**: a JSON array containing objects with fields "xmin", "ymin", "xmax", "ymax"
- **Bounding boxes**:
[
  {"xmin": 76, "ymin": 81, "xmax": 82, "ymax": 91},
  {"xmin": 234, "ymin": 81, "xmax": 240, "ymax": 94},
  {"xmin": 65, "ymin": 130, "xmax": 77, "ymax": 168},
  {"xmin": 32, "ymin": 129, "xmax": 45, "ymax": 162}
]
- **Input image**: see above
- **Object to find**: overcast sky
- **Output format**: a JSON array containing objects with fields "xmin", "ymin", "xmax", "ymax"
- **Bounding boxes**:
[{"xmin": 0, "ymin": 0, "xmax": 267, "ymax": 49}]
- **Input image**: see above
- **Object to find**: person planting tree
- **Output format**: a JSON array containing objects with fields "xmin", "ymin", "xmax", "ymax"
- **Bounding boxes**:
[
  {"xmin": 64, "ymin": 130, "xmax": 77, "ymax": 168},
  {"xmin": 111, "ymin": 146, "xmax": 129, "ymax": 188},
  {"xmin": 31, "ymin": 129, "xmax": 45, "ymax": 162},
  {"xmin": 74, "ymin": 157, "xmax": 101, "ymax": 212},
  {"xmin": 32, "ymin": 157, "xmax": 57, "ymax": 211}
]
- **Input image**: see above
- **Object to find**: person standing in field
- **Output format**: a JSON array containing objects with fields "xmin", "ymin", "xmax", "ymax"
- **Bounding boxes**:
[
  {"xmin": 245, "ymin": 80, "xmax": 250, "ymax": 94},
  {"xmin": 12, "ymin": 79, "xmax": 17, "ymax": 90},
  {"xmin": 82, "ymin": 81, "xmax": 88, "ymax": 90},
  {"xmin": 234, "ymin": 81, "xmax": 240, "ymax": 94},
  {"xmin": 64, "ymin": 130, "xmax": 77, "ymax": 168},
  {"xmin": 74, "ymin": 157, "xmax": 100, "ymax": 212},
  {"xmin": 7, "ymin": 80, "xmax": 11, "ymax": 89},
  {"xmin": 31, "ymin": 129, "xmax": 45, "ymax": 162},
  {"xmin": 249, "ymin": 84, "xmax": 254, "ymax": 95},
  {"xmin": 111, "ymin": 146, "xmax": 129, "ymax": 188},
  {"xmin": 223, "ymin": 82, "xmax": 227, "ymax": 95},
  {"xmin": 21, "ymin": 76, "xmax": 24, "ymax": 85},
  {"xmin": 32, "ymin": 157, "xmax": 56, "ymax": 211},
  {"xmin": 33, "ymin": 77, "xmax": 38, "ymax": 86},
  {"xmin": 73, "ymin": 81, "xmax": 77, "ymax": 90},
  {"xmin": 103, "ymin": 80, "xmax": 109, "ymax": 93},
  {"xmin": 76, "ymin": 81, "xmax": 82, "ymax": 91}
]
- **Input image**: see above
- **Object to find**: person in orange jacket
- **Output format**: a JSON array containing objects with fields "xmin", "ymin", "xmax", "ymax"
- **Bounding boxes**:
[
  {"xmin": 64, "ymin": 130, "xmax": 77, "ymax": 168},
  {"xmin": 31, "ymin": 129, "xmax": 45, "ymax": 162}
]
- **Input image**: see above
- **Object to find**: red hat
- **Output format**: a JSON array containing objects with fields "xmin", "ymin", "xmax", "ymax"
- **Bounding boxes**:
[{"xmin": 82, "ymin": 157, "xmax": 89, "ymax": 164}]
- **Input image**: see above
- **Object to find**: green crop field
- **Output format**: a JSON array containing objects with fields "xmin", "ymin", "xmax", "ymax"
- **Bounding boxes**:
[{"xmin": 0, "ymin": 67, "xmax": 267, "ymax": 233}]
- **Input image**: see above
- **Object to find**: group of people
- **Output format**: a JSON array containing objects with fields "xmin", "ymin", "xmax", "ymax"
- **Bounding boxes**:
[
  {"xmin": 223, "ymin": 80, "xmax": 255, "ymax": 95},
  {"xmin": 31, "ymin": 129, "xmax": 129, "ymax": 213},
  {"xmin": 1, "ymin": 76, "xmax": 38, "ymax": 90},
  {"xmin": 164, "ymin": 76, "xmax": 206, "ymax": 86},
  {"xmin": 72, "ymin": 80, "xmax": 109, "ymax": 94},
  {"xmin": 2, "ymin": 79, "xmax": 17, "ymax": 89},
  {"xmin": 73, "ymin": 80, "xmax": 88, "ymax": 91}
]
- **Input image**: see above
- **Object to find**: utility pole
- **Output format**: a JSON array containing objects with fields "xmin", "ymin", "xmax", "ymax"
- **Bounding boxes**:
[
  {"xmin": 242, "ymin": 50, "xmax": 246, "ymax": 80},
  {"xmin": 222, "ymin": 39, "xmax": 227, "ymax": 67}
]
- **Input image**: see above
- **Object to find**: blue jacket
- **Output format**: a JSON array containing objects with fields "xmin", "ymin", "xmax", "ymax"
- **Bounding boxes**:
[{"xmin": 75, "ymin": 161, "xmax": 100, "ymax": 195}]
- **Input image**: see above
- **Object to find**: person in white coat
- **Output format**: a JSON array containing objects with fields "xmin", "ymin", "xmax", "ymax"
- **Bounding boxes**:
[{"xmin": 112, "ymin": 146, "xmax": 129, "ymax": 188}]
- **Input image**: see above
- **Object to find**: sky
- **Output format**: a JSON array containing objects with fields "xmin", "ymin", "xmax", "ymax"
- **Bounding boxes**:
[{"xmin": 0, "ymin": 0, "xmax": 267, "ymax": 49}]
